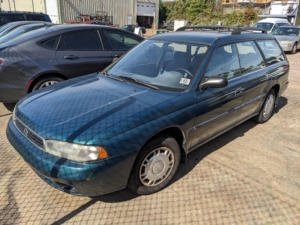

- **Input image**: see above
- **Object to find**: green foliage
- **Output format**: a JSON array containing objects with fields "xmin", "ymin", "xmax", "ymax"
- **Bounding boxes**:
[{"xmin": 161, "ymin": 0, "xmax": 259, "ymax": 27}]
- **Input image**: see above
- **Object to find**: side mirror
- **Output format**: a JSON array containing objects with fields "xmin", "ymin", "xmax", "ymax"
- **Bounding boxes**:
[{"xmin": 199, "ymin": 76, "xmax": 228, "ymax": 91}]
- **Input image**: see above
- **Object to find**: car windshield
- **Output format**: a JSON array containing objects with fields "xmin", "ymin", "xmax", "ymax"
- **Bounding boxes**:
[
  {"xmin": 272, "ymin": 27, "xmax": 299, "ymax": 36},
  {"xmin": 253, "ymin": 22, "xmax": 274, "ymax": 31},
  {"xmin": 107, "ymin": 39, "xmax": 208, "ymax": 91},
  {"xmin": 0, "ymin": 24, "xmax": 45, "ymax": 43}
]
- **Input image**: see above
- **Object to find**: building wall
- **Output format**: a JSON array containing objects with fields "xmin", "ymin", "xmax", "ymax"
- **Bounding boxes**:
[
  {"xmin": 0, "ymin": 0, "xmax": 159, "ymax": 28},
  {"xmin": 59, "ymin": 0, "xmax": 159, "ymax": 28},
  {"xmin": 1, "ymin": 0, "xmax": 46, "ymax": 13}
]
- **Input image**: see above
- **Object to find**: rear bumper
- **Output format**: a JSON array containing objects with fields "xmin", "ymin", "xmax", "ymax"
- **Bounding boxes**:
[{"xmin": 6, "ymin": 118, "xmax": 137, "ymax": 196}]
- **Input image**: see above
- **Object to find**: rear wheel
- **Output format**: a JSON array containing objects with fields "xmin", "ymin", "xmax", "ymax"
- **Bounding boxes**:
[
  {"xmin": 291, "ymin": 43, "xmax": 297, "ymax": 54},
  {"xmin": 253, "ymin": 89, "xmax": 276, "ymax": 123},
  {"xmin": 128, "ymin": 135, "xmax": 181, "ymax": 195},
  {"xmin": 32, "ymin": 76, "xmax": 64, "ymax": 91}
]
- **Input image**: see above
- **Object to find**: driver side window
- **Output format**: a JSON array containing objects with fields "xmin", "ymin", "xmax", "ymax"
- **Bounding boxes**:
[{"xmin": 204, "ymin": 44, "xmax": 240, "ymax": 80}]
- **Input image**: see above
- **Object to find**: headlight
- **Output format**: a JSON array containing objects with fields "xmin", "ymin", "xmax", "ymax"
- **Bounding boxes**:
[
  {"xmin": 281, "ymin": 41, "xmax": 293, "ymax": 44},
  {"xmin": 44, "ymin": 140, "xmax": 108, "ymax": 162}
]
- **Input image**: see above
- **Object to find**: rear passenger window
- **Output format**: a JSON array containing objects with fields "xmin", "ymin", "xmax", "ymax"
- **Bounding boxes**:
[
  {"xmin": 58, "ymin": 30, "xmax": 103, "ymax": 51},
  {"xmin": 102, "ymin": 30, "xmax": 141, "ymax": 51},
  {"xmin": 26, "ymin": 15, "xmax": 47, "ymax": 21},
  {"xmin": 236, "ymin": 41, "xmax": 266, "ymax": 75},
  {"xmin": 256, "ymin": 40, "xmax": 285, "ymax": 65},
  {"xmin": 41, "ymin": 37, "xmax": 59, "ymax": 50},
  {"xmin": 204, "ymin": 44, "xmax": 240, "ymax": 80}
]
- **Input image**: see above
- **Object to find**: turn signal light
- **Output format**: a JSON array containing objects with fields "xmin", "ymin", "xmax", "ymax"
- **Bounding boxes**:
[{"xmin": 99, "ymin": 147, "xmax": 108, "ymax": 159}]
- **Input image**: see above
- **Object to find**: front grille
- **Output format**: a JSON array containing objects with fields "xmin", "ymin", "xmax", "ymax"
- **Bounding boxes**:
[{"xmin": 14, "ymin": 117, "xmax": 44, "ymax": 150}]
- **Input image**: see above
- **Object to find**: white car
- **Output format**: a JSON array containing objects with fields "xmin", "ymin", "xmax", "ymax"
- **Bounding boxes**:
[{"xmin": 253, "ymin": 18, "xmax": 290, "ymax": 33}]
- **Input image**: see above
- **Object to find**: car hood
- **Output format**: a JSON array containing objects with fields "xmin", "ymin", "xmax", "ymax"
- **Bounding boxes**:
[
  {"xmin": 16, "ymin": 74, "xmax": 180, "ymax": 144},
  {"xmin": 274, "ymin": 35, "xmax": 297, "ymax": 42}
]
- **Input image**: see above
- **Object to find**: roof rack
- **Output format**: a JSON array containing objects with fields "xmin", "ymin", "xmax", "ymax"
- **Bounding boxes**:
[{"xmin": 176, "ymin": 25, "xmax": 267, "ymax": 34}]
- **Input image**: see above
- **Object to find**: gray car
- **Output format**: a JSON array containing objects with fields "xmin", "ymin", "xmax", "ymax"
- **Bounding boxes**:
[
  {"xmin": 0, "ymin": 21, "xmax": 49, "ymax": 37},
  {"xmin": 272, "ymin": 26, "xmax": 300, "ymax": 54},
  {"xmin": 0, "ymin": 22, "xmax": 53, "ymax": 43},
  {"xmin": 0, "ymin": 24, "xmax": 144, "ymax": 103}
]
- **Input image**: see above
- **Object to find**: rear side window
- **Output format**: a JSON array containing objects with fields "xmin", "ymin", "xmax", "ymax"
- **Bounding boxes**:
[
  {"xmin": 102, "ymin": 30, "xmax": 141, "ymax": 51},
  {"xmin": 58, "ymin": 30, "xmax": 103, "ymax": 51},
  {"xmin": 236, "ymin": 41, "xmax": 266, "ymax": 75},
  {"xmin": 25, "ymin": 15, "xmax": 47, "ymax": 21},
  {"xmin": 256, "ymin": 40, "xmax": 285, "ymax": 65},
  {"xmin": 41, "ymin": 37, "xmax": 60, "ymax": 50}
]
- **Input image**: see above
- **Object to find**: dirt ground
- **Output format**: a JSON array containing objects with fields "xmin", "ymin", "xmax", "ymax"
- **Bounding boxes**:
[{"xmin": 0, "ymin": 53, "xmax": 299, "ymax": 224}]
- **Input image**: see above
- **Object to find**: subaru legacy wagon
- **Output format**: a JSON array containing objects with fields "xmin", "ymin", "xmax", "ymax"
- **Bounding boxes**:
[{"xmin": 7, "ymin": 27, "xmax": 289, "ymax": 196}]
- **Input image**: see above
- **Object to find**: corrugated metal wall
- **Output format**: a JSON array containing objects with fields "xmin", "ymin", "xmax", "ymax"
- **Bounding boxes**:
[
  {"xmin": 59, "ymin": 0, "xmax": 159, "ymax": 28},
  {"xmin": 0, "ymin": 0, "xmax": 159, "ymax": 28}
]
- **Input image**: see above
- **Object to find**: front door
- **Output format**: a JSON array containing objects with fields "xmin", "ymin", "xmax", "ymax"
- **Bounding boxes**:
[
  {"xmin": 55, "ymin": 29, "xmax": 112, "ymax": 78},
  {"xmin": 191, "ymin": 43, "xmax": 244, "ymax": 149}
]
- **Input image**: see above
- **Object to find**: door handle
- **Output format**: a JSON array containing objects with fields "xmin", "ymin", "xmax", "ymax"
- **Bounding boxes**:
[
  {"xmin": 64, "ymin": 55, "xmax": 79, "ymax": 60},
  {"xmin": 114, "ymin": 54, "xmax": 122, "ymax": 58},
  {"xmin": 235, "ymin": 87, "xmax": 243, "ymax": 96}
]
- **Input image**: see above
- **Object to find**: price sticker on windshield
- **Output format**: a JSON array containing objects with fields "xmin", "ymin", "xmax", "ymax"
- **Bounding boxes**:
[{"xmin": 180, "ymin": 78, "xmax": 191, "ymax": 85}]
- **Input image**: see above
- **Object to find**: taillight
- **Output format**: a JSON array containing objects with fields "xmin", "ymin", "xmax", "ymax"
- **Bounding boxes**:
[
  {"xmin": 0, "ymin": 59, "xmax": 3, "ymax": 65},
  {"xmin": 26, "ymin": 79, "xmax": 34, "ymax": 90}
]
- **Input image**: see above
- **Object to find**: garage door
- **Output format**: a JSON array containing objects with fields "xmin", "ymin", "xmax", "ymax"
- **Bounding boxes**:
[
  {"xmin": 45, "ymin": 0, "xmax": 60, "ymax": 24},
  {"xmin": 137, "ymin": 3, "xmax": 155, "ymax": 16}
]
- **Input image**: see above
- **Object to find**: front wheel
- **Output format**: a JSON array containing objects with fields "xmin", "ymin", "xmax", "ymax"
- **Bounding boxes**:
[
  {"xmin": 253, "ymin": 89, "xmax": 275, "ymax": 123},
  {"xmin": 128, "ymin": 135, "xmax": 181, "ymax": 195}
]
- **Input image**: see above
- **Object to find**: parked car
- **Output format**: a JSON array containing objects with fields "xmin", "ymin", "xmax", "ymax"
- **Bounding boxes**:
[
  {"xmin": 0, "ymin": 24, "xmax": 144, "ymax": 103},
  {"xmin": 0, "ymin": 11, "xmax": 51, "ymax": 26},
  {"xmin": 7, "ymin": 27, "xmax": 289, "ymax": 196},
  {"xmin": 0, "ymin": 21, "xmax": 50, "ymax": 37},
  {"xmin": 272, "ymin": 26, "xmax": 300, "ymax": 54},
  {"xmin": 121, "ymin": 24, "xmax": 146, "ymax": 35},
  {"xmin": 252, "ymin": 18, "xmax": 290, "ymax": 33},
  {"xmin": 0, "ymin": 22, "xmax": 53, "ymax": 43}
]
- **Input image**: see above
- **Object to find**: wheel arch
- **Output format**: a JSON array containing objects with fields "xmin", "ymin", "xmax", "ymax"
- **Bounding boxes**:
[
  {"xmin": 272, "ymin": 84, "xmax": 280, "ymax": 106},
  {"xmin": 141, "ymin": 126, "xmax": 188, "ymax": 164},
  {"xmin": 27, "ymin": 73, "xmax": 69, "ymax": 93}
]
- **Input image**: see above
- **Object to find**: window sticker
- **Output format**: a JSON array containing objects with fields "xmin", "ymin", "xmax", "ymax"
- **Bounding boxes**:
[{"xmin": 179, "ymin": 78, "xmax": 191, "ymax": 85}]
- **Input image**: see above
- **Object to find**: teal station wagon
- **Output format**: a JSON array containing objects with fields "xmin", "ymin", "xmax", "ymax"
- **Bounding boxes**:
[{"xmin": 7, "ymin": 27, "xmax": 289, "ymax": 196}]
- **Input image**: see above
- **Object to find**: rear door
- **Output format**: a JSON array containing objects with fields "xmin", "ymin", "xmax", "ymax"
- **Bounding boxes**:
[
  {"xmin": 236, "ymin": 40, "xmax": 270, "ymax": 120},
  {"xmin": 55, "ymin": 29, "xmax": 112, "ymax": 78},
  {"xmin": 99, "ymin": 28, "xmax": 143, "ymax": 60}
]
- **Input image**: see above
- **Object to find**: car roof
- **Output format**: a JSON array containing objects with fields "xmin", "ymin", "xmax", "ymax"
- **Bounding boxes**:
[
  {"xmin": 14, "ymin": 22, "xmax": 53, "ymax": 28},
  {"xmin": 2, "ymin": 21, "xmax": 46, "ymax": 26},
  {"xmin": 149, "ymin": 30, "xmax": 274, "ymax": 45},
  {"xmin": 0, "ymin": 11, "xmax": 47, "ymax": 15},
  {"xmin": 276, "ymin": 25, "xmax": 300, "ymax": 28},
  {"xmin": 256, "ymin": 18, "xmax": 289, "ymax": 23},
  {"xmin": 2, "ymin": 24, "xmax": 143, "ymax": 46}
]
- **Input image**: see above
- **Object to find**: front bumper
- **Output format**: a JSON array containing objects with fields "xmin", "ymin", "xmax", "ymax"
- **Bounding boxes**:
[
  {"xmin": 6, "ymin": 118, "xmax": 137, "ymax": 196},
  {"xmin": 279, "ymin": 43, "xmax": 294, "ymax": 52}
]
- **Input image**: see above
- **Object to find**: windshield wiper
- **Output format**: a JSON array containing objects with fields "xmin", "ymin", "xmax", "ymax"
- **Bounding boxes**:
[
  {"xmin": 99, "ymin": 71, "xmax": 124, "ymax": 82},
  {"xmin": 119, "ymin": 76, "xmax": 159, "ymax": 90}
]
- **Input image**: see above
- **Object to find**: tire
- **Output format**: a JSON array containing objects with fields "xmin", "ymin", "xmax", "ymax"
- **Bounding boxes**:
[
  {"xmin": 128, "ymin": 135, "xmax": 181, "ymax": 195},
  {"xmin": 290, "ymin": 43, "xmax": 297, "ymax": 54},
  {"xmin": 253, "ymin": 89, "xmax": 276, "ymax": 123},
  {"xmin": 32, "ymin": 76, "xmax": 64, "ymax": 92}
]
